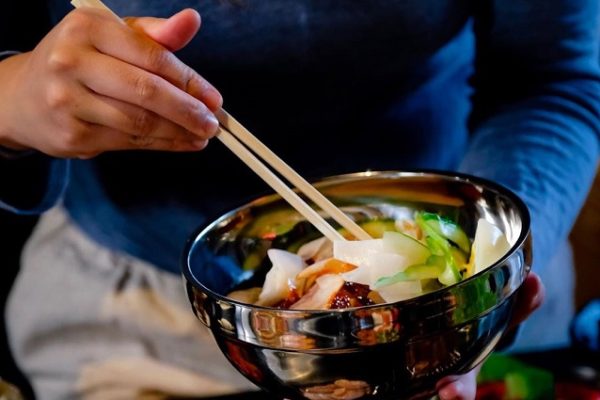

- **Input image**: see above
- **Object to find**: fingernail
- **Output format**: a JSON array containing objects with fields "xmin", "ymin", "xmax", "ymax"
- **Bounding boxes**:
[
  {"xmin": 202, "ymin": 113, "xmax": 219, "ymax": 137},
  {"xmin": 201, "ymin": 80, "xmax": 223, "ymax": 110},
  {"xmin": 211, "ymin": 90, "xmax": 223, "ymax": 110}
]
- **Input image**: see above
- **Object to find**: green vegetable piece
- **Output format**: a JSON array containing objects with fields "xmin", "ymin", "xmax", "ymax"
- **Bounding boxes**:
[
  {"xmin": 425, "ymin": 235, "xmax": 447, "ymax": 257},
  {"xmin": 243, "ymin": 208, "xmax": 304, "ymax": 237},
  {"xmin": 382, "ymin": 231, "xmax": 430, "ymax": 265},
  {"xmin": 415, "ymin": 212, "xmax": 463, "ymax": 286},
  {"xmin": 419, "ymin": 212, "xmax": 471, "ymax": 253},
  {"xmin": 437, "ymin": 259, "xmax": 461, "ymax": 286},
  {"xmin": 406, "ymin": 263, "xmax": 446, "ymax": 280},
  {"xmin": 375, "ymin": 262, "xmax": 445, "ymax": 288},
  {"xmin": 450, "ymin": 247, "xmax": 468, "ymax": 269}
]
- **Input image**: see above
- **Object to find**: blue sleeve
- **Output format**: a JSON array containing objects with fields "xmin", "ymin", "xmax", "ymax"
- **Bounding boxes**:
[
  {"xmin": 460, "ymin": 0, "xmax": 600, "ymax": 271},
  {"xmin": 0, "ymin": 151, "xmax": 70, "ymax": 215}
]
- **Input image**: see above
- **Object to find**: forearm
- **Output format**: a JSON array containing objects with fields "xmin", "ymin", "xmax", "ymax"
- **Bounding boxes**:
[
  {"xmin": 465, "ymin": 0, "xmax": 600, "ymax": 271},
  {"xmin": 461, "ymin": 82, "xmax": 600, "ymax": 270},
  {"xmin": 0, "ymin": 51, "xmax": 32, "ymax": 151}
]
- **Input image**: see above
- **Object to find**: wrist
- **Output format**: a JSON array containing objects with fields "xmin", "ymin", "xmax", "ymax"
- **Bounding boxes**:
[{"xmin": 0, "ymin": 52, "xmax": 33, "ymax": 153}]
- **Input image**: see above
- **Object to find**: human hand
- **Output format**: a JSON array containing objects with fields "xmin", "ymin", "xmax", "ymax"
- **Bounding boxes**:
[
  {"xmin": 434, "ymin": 272, "xmax": 545, "ymax": 400},
  {"xmin": 0, "ymin": 8, "xmax": 221, "ymax": 158}
]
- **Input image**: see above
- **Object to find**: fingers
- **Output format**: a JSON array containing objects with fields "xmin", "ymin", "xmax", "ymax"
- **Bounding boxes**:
[
  {"xmin": 84, "ymin": 10, "xmax": 221, "ymax": 111},
  {"xmin": 76, "ymin": 90, "xmax": 199, "ymax": 142},
  {"xmin": 42, "ymin": 113, "xmax": 205, "ymax": 158},
  {"xmin": 90, "ymin": 126, "xmax": 208, "ymax": 154},
  {"xmin": 436, "ymin": 365, "xmax": 481, "ymax": 400},
  {"xmin": 509, "ymin": 272, "xmax": 545, "ymax": 329},
  {"xmin": 12, "ymin": 8, "xmax": 222, "ymax": 157},
  {"xmin": 78, "ymin": 51, "xmax": 218, "ymax": 140},
  {"xmin": 125, "ymin": 9, "xmax": 201, "ymax": 52}
]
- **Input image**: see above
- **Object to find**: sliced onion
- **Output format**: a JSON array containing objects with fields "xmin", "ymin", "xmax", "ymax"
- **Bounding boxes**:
[
  {"xmin": 333, "ymin": 239, "xmax": 384, "ymax": 266},
  {"xmin": 290, "ymin": 274, "xmax": 345, "ymax": 310},
  {"xmin": 297, "ymin": 237, "xmax": 333, "ymax": 262},
  {"xmin": 342, "ymin": 253, "xmax": 408, "ymax": 288},
  {"xmin": 471, "ymin": 218, "xmax": 511, "ymax": 275},
  {"xmin": 256, "ymin": 249, "xmax": 305, "ymax": 306}
]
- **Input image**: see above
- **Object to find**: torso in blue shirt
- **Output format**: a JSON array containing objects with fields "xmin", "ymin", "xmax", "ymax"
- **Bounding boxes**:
[
  {"xmin": 50, "ymin": 0, "xmax": 476, "ymax": 273},
  {"xmin": 5, "ymin": 0, "xmax": 597, "ymax": 351}
]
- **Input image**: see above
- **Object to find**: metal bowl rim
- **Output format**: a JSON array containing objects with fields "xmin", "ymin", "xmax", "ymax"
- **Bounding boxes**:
[{"xmin": 181, "ymin": 169, "xmax": 531, "ymax": 314}]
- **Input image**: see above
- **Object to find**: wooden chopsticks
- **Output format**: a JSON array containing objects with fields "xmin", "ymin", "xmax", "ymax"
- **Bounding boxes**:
[
  {"xmin": 72, "ymin": 0, "xmax": 372, "ymax": 243},
  {"xmin": 216, "ymin": 109, "xmax": 371, "ymax": 240},
  {"xmin": 215, "ymin": 124, "xmax": 344, "ymax": 242},
  {"xmin": 71, "ymin": 0, "xmax": 120, "ymax": 19}
]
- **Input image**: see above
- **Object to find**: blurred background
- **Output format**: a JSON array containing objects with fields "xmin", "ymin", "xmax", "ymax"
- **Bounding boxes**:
[{"xmin": 571, "ymin": 171, "xmax": 600, "ymax": 312}]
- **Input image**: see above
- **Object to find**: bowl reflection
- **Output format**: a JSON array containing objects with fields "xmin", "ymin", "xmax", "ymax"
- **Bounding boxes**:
[{"xmin": 182, "ymin": 171, "xmax": 531, "ymax": 400}]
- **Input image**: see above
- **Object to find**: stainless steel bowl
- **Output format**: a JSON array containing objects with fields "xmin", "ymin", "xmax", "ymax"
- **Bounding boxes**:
[{"xmin": 182, "ymin": 171, "xmax": 531, "ymax": 400}]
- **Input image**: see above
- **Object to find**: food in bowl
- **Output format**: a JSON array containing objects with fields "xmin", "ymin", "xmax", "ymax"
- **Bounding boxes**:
[{"xmin": 228, "ymin": 211, "xmax": 511, "ymax": 309}]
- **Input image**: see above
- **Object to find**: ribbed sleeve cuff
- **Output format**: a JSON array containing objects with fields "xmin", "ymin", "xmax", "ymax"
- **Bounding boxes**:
[{"xmin": 0, "ymin": 154, "xmax": 70, "ymax": 215}]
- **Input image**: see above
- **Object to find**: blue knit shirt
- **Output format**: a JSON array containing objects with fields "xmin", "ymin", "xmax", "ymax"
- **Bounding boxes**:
[{"xmin": 1, "ymin": 0, "xmax": 599, "ymax": 280}]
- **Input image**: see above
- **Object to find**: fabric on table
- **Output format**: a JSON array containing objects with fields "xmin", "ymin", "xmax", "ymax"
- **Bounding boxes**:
[{"xmin": 6, "ymin": 207, "xmax": 256, "ymax": 400}]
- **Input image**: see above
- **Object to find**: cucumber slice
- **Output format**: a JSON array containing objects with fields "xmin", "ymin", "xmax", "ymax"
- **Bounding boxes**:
[
  {"xmin": 438, "ymin": 260, "xmax": 461, "ymax": 286},
  {"xmin": 415, "ymin": 213, "xmax": 464, "ymax": 286},
  {"xmin": 450, "ymin": 247, "xmax": 468, "ymax": 266},
  {"xmin": 375, "ymin": 263, "xmax": 444, "ymax": 287},
  {"xmin": 418, "ymin": 212, "xmax": 471, "ymax": 253},
  {"xmin": 431, "ymin": 251, "xmax": 462, "ymax": 286},
  {"xmin": 382, "ymin": 231, "xmax": 430, "ymax": 265},
  {"xmin": 243, "ymin": 208, "xmax": 303, "ymax": 238}
]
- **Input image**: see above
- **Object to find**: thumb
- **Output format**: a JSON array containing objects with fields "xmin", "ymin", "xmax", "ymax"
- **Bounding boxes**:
[
  {"xmin": 126, "ymin": 9, "xmax": 201, "ymax": 51},
  {"xmin": 509, "ymin": 272, "xmax": 545, "ymax": 329}
]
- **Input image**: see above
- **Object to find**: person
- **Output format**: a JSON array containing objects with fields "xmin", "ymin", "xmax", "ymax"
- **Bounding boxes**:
[{"xmin": 0, "ymin": 0, "xmax": 597, "ymax": 399}]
